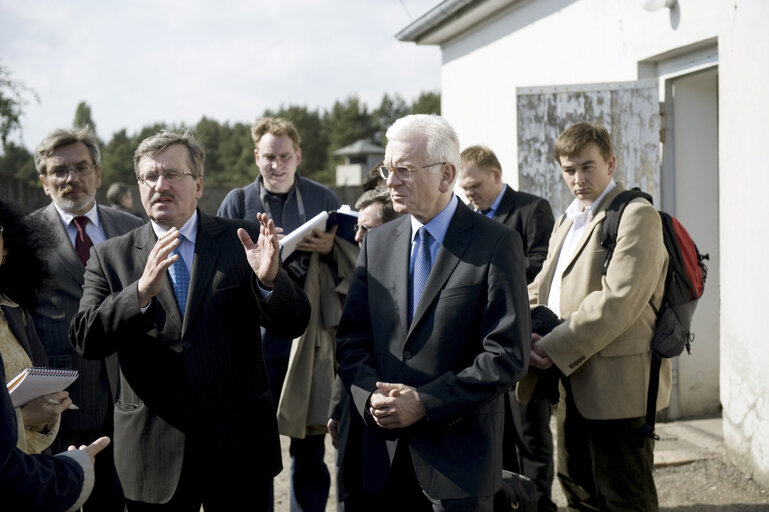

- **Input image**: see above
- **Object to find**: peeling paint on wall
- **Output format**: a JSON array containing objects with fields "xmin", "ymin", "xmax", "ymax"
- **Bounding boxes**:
[{"xmin": 517, "ymin": 80, "xmax": 661, "ymax": 216}]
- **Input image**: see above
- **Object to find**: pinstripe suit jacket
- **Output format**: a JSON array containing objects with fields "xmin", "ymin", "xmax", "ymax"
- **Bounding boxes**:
[
  {"xmin": 29, "ymin": 202, "xmax": 143, "ymax": 434},
  {"xmin": 69, "ymin": 210, "xmax": 310, "ymax": 503}
]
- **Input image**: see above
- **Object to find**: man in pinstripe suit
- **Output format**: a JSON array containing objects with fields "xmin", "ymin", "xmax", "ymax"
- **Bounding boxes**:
[{"xmin": 70, "ymin": 129, "xmax": 310, "ymax": 510}]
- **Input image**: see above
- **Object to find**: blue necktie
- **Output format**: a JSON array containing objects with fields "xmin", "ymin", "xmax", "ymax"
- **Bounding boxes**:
[
  {"xmin": 168, "ymin": 236, "xmax": 190, "ymax": 318},
  {"xmin": 410, "ymin": 227, "xmax": 432, "ymax": 325}
]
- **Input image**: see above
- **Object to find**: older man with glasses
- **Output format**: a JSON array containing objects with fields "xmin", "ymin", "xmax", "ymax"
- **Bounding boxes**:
[
  {"xmin": 336, "ymin": 114, "xmax": 530, "ymax": 512},
  {"xmin": 70, "ymin": 129, "xmax": 310, "ymax": 510},
  {"xmin": 29, "ymin": 125, "xmax": 143, "ymax": 512}
]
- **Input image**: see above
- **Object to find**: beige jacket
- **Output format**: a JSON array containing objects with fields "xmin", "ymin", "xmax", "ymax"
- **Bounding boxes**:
[
  {"xmin": 276, "ymin": 238, "xmax": 359, "ymax": 438},
  {"xmin": 518, "ymin": 184, "xmax": 671, "ymax": 420}
]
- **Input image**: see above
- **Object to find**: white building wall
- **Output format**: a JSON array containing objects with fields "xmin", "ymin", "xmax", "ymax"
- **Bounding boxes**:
[
  {"xmin": 441, "ymin": 0, "xmax": 721, "ymax": 186},
  {"xmin": 716, "ymin": 0, "xmax": 769, "ymax": 488},
  {"xmin": 434, "ymin": 0, "xmax": 769, "ymax": 487}
]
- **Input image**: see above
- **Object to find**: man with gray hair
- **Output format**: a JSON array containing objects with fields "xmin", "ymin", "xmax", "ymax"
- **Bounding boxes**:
[
  {"xmin": 70, "ymin": 129, "xmax": 310, "ymax": 510},
  {"xmin": 336, "ymin": 114, "xmax": 530, "ymax": 511},
  {"xmin": 29, "ymin": 125, "xmax": 143, "ymax": 511}
]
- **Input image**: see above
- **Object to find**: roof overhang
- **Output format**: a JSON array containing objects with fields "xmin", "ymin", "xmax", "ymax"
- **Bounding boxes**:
[{"xmin": 395, "ymin": 0, "xmax": 525, "ymax": 46}]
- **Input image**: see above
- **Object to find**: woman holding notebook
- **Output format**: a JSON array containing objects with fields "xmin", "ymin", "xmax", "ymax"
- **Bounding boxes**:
[{"xmin": 0, "ymin": 198, "xmax": 71, "ymax": 453}]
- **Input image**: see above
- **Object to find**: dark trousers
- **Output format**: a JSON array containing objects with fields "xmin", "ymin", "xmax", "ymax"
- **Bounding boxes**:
[
  {"xmin": 557, "ymin": 380, "xmax": 658, "ymax": 512},
  {"xmin": 51, "ymin": 411, "xmax": 125, "ymax": 512},
  {"xmin": 499, "ymin": 392, "xmax": 556, "ymax": 512},
  {"xmin": 515, "ymin": 395, "xmax": 557, "ymax": 511},
  {"xmin": 289, "ymin": 434, "xmax": 331, "ymax": 512},
  {"xmin": 125, "ymin": 436, "xmax": 271, "ymax": 512},
  {"xmin": 266, "ymin": 354, "xmax": 330, "ymax": 512},
  {"xmin": 343, "ymin": 440, "xmax": 492, "ymax": 512}
]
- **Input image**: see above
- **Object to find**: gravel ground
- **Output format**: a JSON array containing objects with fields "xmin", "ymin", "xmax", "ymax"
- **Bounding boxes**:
[
  {"xmin": 273, "ymin": 424, "xmax": 769, "ymax": 512},
  {"xmin": 549, "ymin": 457, "xmax": 769, "ymax": 511},
  {"xmin": 654, "ymin": 457, "xmax": 769, "ymax": 511}
]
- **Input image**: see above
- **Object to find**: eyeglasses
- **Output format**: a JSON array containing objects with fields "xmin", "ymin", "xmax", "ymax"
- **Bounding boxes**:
[
  {"xmin": 353, "ymin": 224, "xmax": 372, "ymax": 234},
  {"xmin": 378, "ymin": 162, "xmax": 445, "ymax": 181},
  {"xmin": 137, "ymin": 169, "xmax": 197, "ymax": 185},
  {"xmin": 47, "ymin": 163, "xmax": 95, "ymax": 180}
]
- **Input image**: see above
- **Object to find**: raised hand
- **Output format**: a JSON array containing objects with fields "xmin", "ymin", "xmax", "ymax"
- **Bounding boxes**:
[
  {"xmin": 137, "ymin": 228, "xmax": 181, "ymax": 307},
  {"xmin": 238, "ymin": 212, "xmax": 279, "ymax": 288}
]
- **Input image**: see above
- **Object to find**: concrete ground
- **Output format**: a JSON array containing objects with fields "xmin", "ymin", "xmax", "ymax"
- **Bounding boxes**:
[{"xmin": 273, "ymin": 416, "xmax": 769, "ymax": 511}]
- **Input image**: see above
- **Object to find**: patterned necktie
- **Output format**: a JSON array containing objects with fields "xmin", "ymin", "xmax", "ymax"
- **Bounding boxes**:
[
  {"xmin": 410, "ymin": 227, "xmax": 432, "ymax": 325},
  {"xmin": 168, "ymin": 236, "xmax": 191, "ymax": 318},
  {"xmin": 72, "ymin": 216, "xmax": 94, "ymax": 266}
]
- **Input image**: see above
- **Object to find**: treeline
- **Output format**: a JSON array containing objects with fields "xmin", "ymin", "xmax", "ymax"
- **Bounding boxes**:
[{"xmin": 0, "ymin": 91, "xmax": 440, "ymax": 188}]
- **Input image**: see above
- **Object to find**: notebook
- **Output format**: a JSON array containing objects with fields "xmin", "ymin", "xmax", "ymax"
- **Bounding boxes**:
[
  {"xmin": 6, "ymin": 367, "xmax": 79, "ymax": 408},
  {"xmin": 279, "ymin": 205, "xmax": 359, "ymax": 262}
]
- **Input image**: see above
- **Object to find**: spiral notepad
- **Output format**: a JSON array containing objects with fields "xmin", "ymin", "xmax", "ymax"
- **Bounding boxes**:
[{"xmin": 6, "ymin": 367, "xmax": 79, "ymax": 408}]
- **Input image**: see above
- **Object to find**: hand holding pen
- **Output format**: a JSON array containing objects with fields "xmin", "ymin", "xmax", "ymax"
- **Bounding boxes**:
[{"xmin": 20, "ymin": 391, "xmax": 78, "ymax": 433}]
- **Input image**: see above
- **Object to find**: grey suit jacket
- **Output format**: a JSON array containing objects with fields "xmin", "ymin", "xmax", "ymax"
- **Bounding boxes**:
[
  {"xmin": 336, "ymin": 201, "xmax": 530, "ymax": 500},
  {"xmin": 29, "ymin": 202, "xmax": 142, "ymax": 435},
  {"xmin": 493, "ymin": 185, "xmax": 554, "ymax": 284},
  {"xmin": 69, "ymin": 211, "xmax": 311, "ymax": 503}
]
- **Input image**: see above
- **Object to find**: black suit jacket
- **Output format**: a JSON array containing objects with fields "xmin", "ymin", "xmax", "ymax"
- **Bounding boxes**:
[
  {"xmin": 492, "ymin": 185, "xmax": 554, "ymax": 283},
  {"xmin": 336, "ymin": 201, "xmax": 530, "ymax": 500},
  {"xmin": 29, "ymin": 203, "xmax": 143, "ymax": 435},
  {"xmin": 69, "ymin": 211, "xmax": 310, "ymax": 503}
]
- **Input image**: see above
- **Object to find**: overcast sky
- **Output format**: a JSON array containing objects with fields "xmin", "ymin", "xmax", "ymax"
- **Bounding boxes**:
[{"xmin": 0, "ymin": 0, "xmax": 442, "ymax": 151}]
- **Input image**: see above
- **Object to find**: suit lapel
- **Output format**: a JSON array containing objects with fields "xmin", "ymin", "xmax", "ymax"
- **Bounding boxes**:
[
  {"xmin": 183, "ymin": 212, "xmax": 222, "ymax": 335},
  {"xmin": 44, "ymin": 203, "xmax": 84, "ymax": 285},
  {"xmin": 387, "ymin": 218, "xmax": 411, "ymax": 338},
  {"xmin": 408, "ymin": 203, "xmax": 473, "ymax": 337},
  {"xmin": 493, "ymin": 185, "xmax": 516, "ymax": 225},
  {"xmin": 134, "ymin": 223, "xmax": 183, "ymax": 331}
]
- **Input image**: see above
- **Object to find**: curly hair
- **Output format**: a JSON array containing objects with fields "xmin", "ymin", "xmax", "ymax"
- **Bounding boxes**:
[{"xmin": 0, "ymin": 199, "xmax": 54, "ymax": 309}]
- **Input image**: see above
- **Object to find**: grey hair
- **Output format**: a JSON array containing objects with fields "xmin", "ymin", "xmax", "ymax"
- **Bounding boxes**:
[
  {"xmin": 385, "ymin": 114, "xmax": 460, "ymax": 171},
  {"xmin": 133, "ymin": 129, "xmax": 205, "ymax": 178},
  {"xmin": 34, "ymin": 125, "xmax": 101, "ymax": 174}
]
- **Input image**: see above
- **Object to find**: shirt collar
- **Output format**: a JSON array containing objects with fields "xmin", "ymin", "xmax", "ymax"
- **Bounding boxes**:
[
  {"xmin": 150, "ymin": 210, "xmax": 198, "ymax": 243},
  {"xmin": 53, "ymin": 201, "xmax": 99, "ymax": 229},
  {"xmin": 476, "ymin": 186, "xmax": 506, "ymax": 216},
  {"xmin": 564, "ymin": 179, "xmax": 616, "ymax": 223},
  {"xmin": 410, "ymin": 194, "xmax": 458, "ymax": 245}
]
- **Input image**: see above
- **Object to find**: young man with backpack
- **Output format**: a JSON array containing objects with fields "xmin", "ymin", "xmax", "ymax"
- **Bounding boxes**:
[{"xmin": 518, "ymin": 122, "xmax": 670, "ymax": 511}]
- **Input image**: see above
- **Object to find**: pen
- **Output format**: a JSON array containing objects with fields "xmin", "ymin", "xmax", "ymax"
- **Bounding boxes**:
[{"xmin": 45, "ymin": 397, "xmax": 79, "ymax": 410}]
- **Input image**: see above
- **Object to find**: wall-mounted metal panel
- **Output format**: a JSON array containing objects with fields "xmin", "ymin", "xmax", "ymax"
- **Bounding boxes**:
[{"xmin": 517, "ymin": 79, "xmax": 661, "ymax": 216}]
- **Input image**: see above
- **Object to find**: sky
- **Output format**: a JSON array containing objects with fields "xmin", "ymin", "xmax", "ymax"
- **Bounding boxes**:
[{"xmin": 0, "ymin": 0, "xmax": 442, "ymax": 151}]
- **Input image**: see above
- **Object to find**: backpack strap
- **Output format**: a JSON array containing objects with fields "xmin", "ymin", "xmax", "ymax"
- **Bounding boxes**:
[
  {"xmin": 639, "ymin": 352, "xmax": 663, "ymax": 445},
  {"xmin": 600, "ymin": 188, "xmax": 653, "ymax": 276}
]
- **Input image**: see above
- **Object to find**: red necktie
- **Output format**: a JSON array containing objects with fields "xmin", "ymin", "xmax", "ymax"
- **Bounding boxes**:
[{"xmin": 72, "ymin": 216, "xmax": 94, "ymax": 266}]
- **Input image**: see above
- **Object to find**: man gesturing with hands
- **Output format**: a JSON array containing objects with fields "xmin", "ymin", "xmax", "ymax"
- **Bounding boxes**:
[{"xmin": 70, "ymin": 129, "xmax": 310, "ymax": 511}]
